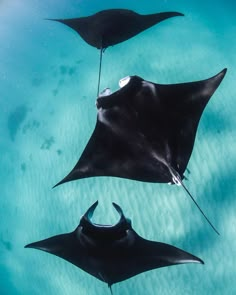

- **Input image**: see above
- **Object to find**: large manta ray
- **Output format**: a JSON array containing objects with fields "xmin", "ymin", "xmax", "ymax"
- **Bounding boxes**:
[
  {"xmin": 25, "ymin": 201, "xmax": 203, "ymax": 293},
  {"xmin": 47, "ymin": 9, "xmax": 184, "ymax": 95},
  {"xmin": 54, "ymin": 69, "xmax": 227, "ymax": 234}
]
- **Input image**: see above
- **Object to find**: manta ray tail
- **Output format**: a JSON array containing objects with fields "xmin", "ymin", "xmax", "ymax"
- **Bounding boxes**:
[
  {"xmin": 109, "ymin": 285, "xmax": 113, "ymax": 295},
  {"xmin": 169, "ymin": 167, "xmax": 219, "ymax": 235},
  {"xmin": 97, "ymin": 47, "xmax": 103, "ymax": 97}
]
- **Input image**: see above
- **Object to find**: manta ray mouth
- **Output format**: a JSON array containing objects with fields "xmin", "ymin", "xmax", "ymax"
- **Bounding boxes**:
[{"xmin": 80, "ymin": 201, "xmax": 131, "ymax": 235}]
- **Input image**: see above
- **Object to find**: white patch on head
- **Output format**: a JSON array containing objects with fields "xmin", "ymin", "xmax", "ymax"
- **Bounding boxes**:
[
  {"xmin": 142, "ymin": 81, "xmax": 157, "ymax": 96},
  {"xmin": 119, "ymin": 76, "xmax": 130, "ymax": 88},
  {"xmin": 99, "ymin": 88, "xmax": 112, "ymax": 97}
]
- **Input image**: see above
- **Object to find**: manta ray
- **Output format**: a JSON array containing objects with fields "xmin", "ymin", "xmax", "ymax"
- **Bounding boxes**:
[
  {"xmin": 47, "ymin": 9, "xmax": 184, "ymax": 95},
  {"xmin": 54, "ymin": 69, "xmax": 227, "ymax": 234},
  {"xmin": 25, "ymin": 201, "xmax": 203, "ymax": 293}
]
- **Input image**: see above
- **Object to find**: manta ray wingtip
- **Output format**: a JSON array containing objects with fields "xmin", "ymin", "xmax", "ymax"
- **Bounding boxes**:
[
  {"xmin": 52, "ymin": 180, "xmax": 63, "ymax": 189},
  {"xmin": 161, "ymin": 11, "xmax": 184, "ymax": 17},
  {"xmin": 174, "ymin": 12, "xmax": 185, "ymax": 17},
  {"xmin": 217, "ymin": 68, "xmax": 227, "ymax": 77},
  {"xmin": 44, "ymin": 18, "xmax": 59, "ymax": 22},
  {"xmin": 44, "ymin": 18, "xmax": 55, "ymax": 22},
  {"xmin": 222, "ymin": 67, "xmax": 227, "ymax": 73},
  {"xmin": 200, "ymin": 259, "xmax": 205, "ymax": 265},
  {"xmin": 214, "ymin": 68, "xmax": 227, "ymax": 82},
  {"xmin": 24, "ymin": 242, "xmax": 36, "ymax": 249},
  {"xmin": 52, "ymin": 172, "xmax": 76, "ymax": 188},
  {"xmin": 194, "ymin": 256, "xmax": 204, "ymax": 265}
]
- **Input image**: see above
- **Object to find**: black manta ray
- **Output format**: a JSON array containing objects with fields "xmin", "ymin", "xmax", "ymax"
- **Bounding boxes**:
[
  {"xmin": 54, "ymin": 69, "xmax": 227, "ymax": 234},
  {"xmin": 25, "ymin": 201, "xmax": 203, "ymax": 292},
  {"xmin": 47, "ymin": 9, "xmax": 184, "ymax": 95}
]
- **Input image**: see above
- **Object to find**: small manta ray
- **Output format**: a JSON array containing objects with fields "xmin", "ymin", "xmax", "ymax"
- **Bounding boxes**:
[
  {"xmin": 25, "ymin": 201, "xmax": 203, "ymax": 293},
  {"xmin": 47, "ymin": 9, "xmax": 184, "ymax": 95},
  {"xmin": 54, "ymin": 69, "xmax": 227, "ymax": 234}
]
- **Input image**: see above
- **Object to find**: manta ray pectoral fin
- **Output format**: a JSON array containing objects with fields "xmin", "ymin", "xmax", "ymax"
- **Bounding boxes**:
[
  {"xmin": 52, "ymin": 170, "xmax": 78, "ymax": 188},
  {"xmin": 169, "ymin": 167, "xmax": 219, "ymax": 235}
]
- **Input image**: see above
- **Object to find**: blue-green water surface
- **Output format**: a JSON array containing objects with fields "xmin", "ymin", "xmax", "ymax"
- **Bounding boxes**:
[{"xmin": 0, "ymin": 0, "xmax": 235, "ymax": 294}]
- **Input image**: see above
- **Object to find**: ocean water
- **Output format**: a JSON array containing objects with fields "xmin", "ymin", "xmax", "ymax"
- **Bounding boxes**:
[{"xmin": 0, "ymin": 0, "xmax": 235, "ymax": 294}]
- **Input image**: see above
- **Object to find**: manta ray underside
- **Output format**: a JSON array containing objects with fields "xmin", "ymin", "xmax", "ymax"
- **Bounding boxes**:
[{"xmin": 25, "ymin": 201, "xmax": 203, "ymax": 292}]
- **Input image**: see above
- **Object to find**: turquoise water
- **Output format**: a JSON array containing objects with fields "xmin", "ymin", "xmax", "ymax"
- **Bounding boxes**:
[{"xmin": 0, "ymin": 0, "xmax": 235, "ymax": 294}]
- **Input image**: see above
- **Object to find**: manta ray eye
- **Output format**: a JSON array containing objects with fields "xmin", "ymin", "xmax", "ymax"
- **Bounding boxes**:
[{"xmin": 119, "ymin": 76, "xmax": 131, "ymax": 88}]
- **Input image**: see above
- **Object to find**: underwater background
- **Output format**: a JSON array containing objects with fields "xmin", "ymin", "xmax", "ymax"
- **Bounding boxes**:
[{"xmin": 0, "ymin": 0, "xmax": 235, "ymax": 294}]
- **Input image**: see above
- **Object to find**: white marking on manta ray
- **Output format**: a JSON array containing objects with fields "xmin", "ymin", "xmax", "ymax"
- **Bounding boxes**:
[
  {"xmin": 99, "ymin": 88, "xmax": 112, "ymax": 97},
  {"xmin": 119, "ymin": 76, "xmax": 131, "ymax": 88}
]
